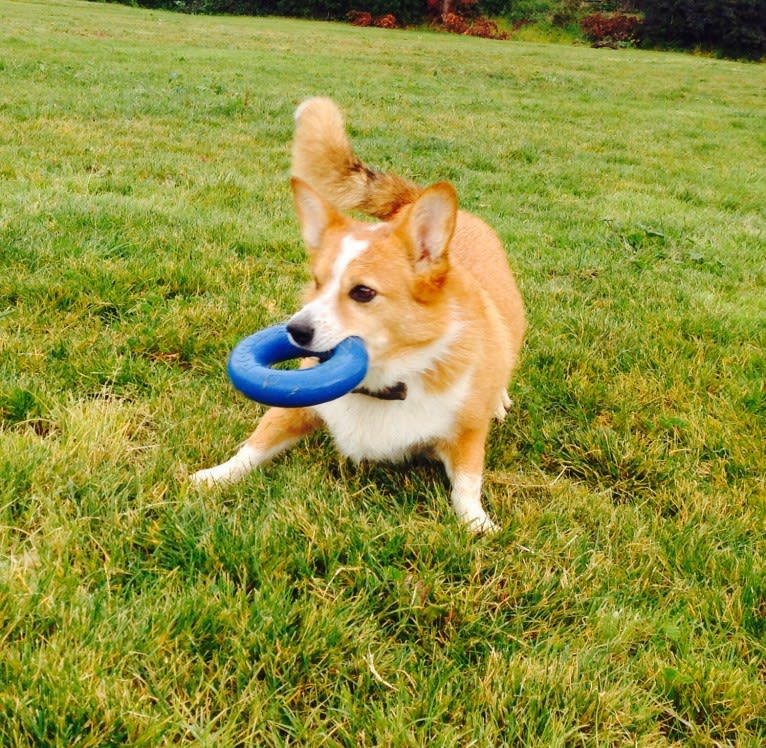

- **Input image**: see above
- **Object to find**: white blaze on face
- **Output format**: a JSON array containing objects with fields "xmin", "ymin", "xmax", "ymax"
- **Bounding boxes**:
[
  {"xmin": 333, "ymin": 234, "xmax": 370, "ymax": 285},
  {"xmin": 291, "ymin": 234, "xmax": 370, "ymax": 352}
]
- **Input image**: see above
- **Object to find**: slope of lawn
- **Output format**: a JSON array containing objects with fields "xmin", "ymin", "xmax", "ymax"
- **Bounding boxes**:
[{"xmin": 1, "ymin": 1, "xmax": 765, "ymax": 744}]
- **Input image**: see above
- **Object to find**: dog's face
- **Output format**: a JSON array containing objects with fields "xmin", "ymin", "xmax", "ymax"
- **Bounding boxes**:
[{"xmin": 287, "ymin": 178, "xmax": 458, "ymax": 365}]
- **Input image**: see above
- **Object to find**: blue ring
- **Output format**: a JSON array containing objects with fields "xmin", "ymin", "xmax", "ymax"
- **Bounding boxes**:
[{"xmin": 227, "ymin": 324, "xmax": 369, "ymax": 408}]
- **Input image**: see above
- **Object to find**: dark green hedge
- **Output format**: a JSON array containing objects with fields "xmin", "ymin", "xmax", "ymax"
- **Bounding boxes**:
[
  {"xmin": 639, "ymin": 0, "xmax": 765, "ymax": 59},
  {"xmin": 120, "ymin": 0, "xmax": 427, "ymax": 23},
  {"xmin": 101, "ymin": 0, "xmax": 765, "ymax": 58}
]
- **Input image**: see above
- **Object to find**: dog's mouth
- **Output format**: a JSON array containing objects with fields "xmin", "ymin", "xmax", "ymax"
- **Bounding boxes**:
[{"xmin": 285, "ymin": 314, "xmax": 407, "ymax": 401}]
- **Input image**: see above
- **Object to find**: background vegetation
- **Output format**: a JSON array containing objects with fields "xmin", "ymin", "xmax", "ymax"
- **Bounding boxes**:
[
  {"xmin": 640, "ymin": 0, "xmax": 765, "ymax": 60},
  {"xmin": 102, "ymin": 0, "xmax": 766, "ymax": 58},
  {"xmin": 2, "ymin": 0, "xmax": 765, "ymax": 744}
]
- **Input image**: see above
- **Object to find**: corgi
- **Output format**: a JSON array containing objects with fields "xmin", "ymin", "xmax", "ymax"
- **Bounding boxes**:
[{"xmin": 191, "ymin": 98, "xmax": 525, "ymax": 533}]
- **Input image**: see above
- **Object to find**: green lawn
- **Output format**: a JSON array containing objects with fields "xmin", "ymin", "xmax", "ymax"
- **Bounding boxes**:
[{"xmin": 1, "ymin": 0, "xmax": 765, "ymax": 744}]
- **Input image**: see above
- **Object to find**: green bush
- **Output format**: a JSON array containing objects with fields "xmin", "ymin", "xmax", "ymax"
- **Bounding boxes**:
[
  {"xmin": 580, "ymin": 11, "xmax": 642, "ymax": 47},
  {"xmin": 107, "ymin": 0, "xmax": 559, "ymax": 24},
  {"xmin": 639, "ymin": 0, "xmax": 766, "ymax": 59},
  {"xmin": 103, "ymin": 0, "xmax": 766, "ymax": 58},
  {"xmin": 504, "ymin": 0, "xmax": 552, "ymax": 21},
  {"xmin": 133, "ymin": 0, "xmax": 422, "ymax": 22}
]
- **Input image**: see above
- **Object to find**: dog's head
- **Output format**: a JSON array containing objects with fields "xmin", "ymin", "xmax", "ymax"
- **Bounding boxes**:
[{"xmin": 286, "ymin": 178, "xmax": 458, "ymax": 365}]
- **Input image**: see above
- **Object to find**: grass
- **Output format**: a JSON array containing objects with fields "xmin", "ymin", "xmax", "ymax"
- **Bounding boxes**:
[{"xmin": 1, "ymin": 0, "xmax": 765, "ymax": 744}]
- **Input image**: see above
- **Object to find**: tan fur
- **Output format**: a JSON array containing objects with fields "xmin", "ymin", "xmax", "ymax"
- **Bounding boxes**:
[
  {"xmin": 292, "ymin": 97, "xmax": 421, "ymax": 219},
  {"xmin": 292, "ymin": 102, "xmax": 525, "ymax": 419},
  {"xmin": 192, "ymin": 98, "xmax": 526, "ymax": 533}
]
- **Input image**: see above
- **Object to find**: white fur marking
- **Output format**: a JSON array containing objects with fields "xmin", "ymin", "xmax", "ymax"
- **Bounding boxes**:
[
  {"xmin": 312, "ymin": 310, "xmax": 470, "ymax": 462},
  {"xmin": 451, "ymin": 473, "xmax": 498, "ymax": 534},
  {"xmin": 293, "ymin": 234, "xmax": 369, "ymax": 352},
  {"xmin": 314, "ymin": 369, "xmax": 472, "ymax": 464},
  {"xmin": 335, "ymin": 234, "xmax": 369, "ymax": 278},
  {"xmin": 494, "ymin": 390, "xmax": 512, "ymax": 421},
  {"xmin": 191, "ymin": 442, "xmax": 284, "ymax": 486},
  {"xmin": 294, "ymin": 99, "xmax": 311, "ymax": 121}
]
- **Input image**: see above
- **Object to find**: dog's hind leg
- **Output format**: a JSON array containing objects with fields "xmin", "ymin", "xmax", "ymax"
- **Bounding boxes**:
[
  {"xmin": 191, "ymin": 407, "xmax": 322, "ymax": 487},
  {"xmin": 436, "ymin": 427, "xmax": 499, "ymax": 534},
  {"xmin": 493, "ymin": 389, "xmax": 512, "ymax": 422}
]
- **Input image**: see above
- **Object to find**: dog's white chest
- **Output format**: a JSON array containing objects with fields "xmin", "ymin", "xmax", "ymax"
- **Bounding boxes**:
[{"xmin": 313, "ymin": 375, "xmax": 470, "ymax": 463}]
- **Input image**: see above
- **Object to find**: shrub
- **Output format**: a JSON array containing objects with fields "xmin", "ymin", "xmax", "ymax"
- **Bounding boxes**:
[
  {"xmin": 437, "ymin": 11, "xmax": 510, "ymax": 37},
  {"xmin": 348, "ymin": 0, "xmax": 423, "ymax": 23},
  {"xmin": 551, "ymin": 0, "xmax": 582, "ymax": 28},
  {"xmin": 348, "ymin": 9, "xmax": 399, "ymax": 26},
  {"xmin": 425, "ymin": 0, "xmax": 479, "ymax": 20},
  {"xmin": 638, "ymin": 0, "xmax": 766, "ymax": 59},
  {"xmin": 374, "ymin": 12, "xmax": 399, "ymax": 26},
  {"xmin": 587, "ymin": 0, "xmax": 640, "ymax": 10},
  {"xmin": 347, "ymin": 9, "xmax": 374, "ymax": 24},
  {"xmin": 580, "ymin": 11, "xmax": 642, "ymax": 47},
  {"xmin": 503, "ymin": 0, "xmax": 553, "ymax": 22},
  {"xmin": 150, "ymin": 0, "xmax": 424, "ymax": 23}
]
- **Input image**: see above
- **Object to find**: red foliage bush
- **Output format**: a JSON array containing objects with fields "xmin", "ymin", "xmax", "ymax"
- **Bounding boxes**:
[
  {"xmin": 348, "ymin": 9, "xmax": 399, "ymax": 27},
  {"xmin": 350, "ymin": 0, "xmax": 507, "ymax": 39},
  {"xmin": 425, "ymin": 0, "xmax": 477, "ymax": 17},
  {"xmin": 440, "ymin": 11, "xmax": 468, "ymax": 32},
  {"xmin": 580, "ymin": 12, "xmax": 643, "ymax": 46},
  {"xmin": 437, "ymin": 11, "xmax": 509, "ymax": 38},
  {"xmin": 347, "ymin": 9, "xmax": 373, "ymax": 25},
  {"xmin": 374, "ymin": 12, "xmax": 398, "ymax": 27}
]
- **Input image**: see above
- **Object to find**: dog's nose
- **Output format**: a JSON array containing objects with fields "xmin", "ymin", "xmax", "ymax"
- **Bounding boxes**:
[{"xmin": 287, "ymin": 319, "xmax": 314, "ymax": 348}]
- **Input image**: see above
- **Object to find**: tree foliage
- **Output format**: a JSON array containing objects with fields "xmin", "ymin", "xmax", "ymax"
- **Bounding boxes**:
[
  {"xmin": 129, "ymin": 0, "xmax": 428, "ymax": 24},
  {"xmin": 638, "ymin": 0, "xmax": 766, "ymax": 59},
  {"xmin": 106, "ymin": 0, "xmax": 766, "ymax": 58}
]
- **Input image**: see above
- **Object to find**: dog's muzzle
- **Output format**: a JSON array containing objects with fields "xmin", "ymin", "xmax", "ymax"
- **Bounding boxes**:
[{"xmin": 286, "ymin": 316, "xmax": 315, "ymax": 348}]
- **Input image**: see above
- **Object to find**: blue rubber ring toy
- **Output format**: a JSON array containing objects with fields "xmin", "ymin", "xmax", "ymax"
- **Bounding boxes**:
[{"xmin": 227, "ymin": 323, "xmax": 369, "ymax": 408}]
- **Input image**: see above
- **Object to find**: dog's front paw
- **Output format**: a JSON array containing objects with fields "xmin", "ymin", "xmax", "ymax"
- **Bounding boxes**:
[
  {"xmin": 189, "ymin": 466, "xmax": 227, "ymax": 487},
  {"xmin": 462, "ymin": 512, "xmax": 501, "ymax": 535},
  {"xmin": 190, "ymin": 446, "xmax": 259, "ymax": 488},
  {"xmin": 453, "ymin": 503, "xmax": 501, "ymax": 534}
]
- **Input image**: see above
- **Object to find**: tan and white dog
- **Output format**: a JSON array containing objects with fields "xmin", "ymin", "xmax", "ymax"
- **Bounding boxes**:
[{"xmin": 192, "ymin": 98, "xmax": 525, "ymax": 532}]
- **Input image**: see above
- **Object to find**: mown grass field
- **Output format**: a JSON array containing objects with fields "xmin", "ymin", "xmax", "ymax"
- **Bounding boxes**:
[{"xmin": 1, "ymin": 0, "xmax": 765, "ymax": 744}]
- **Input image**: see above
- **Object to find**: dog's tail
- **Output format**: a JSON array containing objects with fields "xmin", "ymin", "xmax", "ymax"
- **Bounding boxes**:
[{"xmin": 291, "ymin": 97, "xmax": 422, "ymax": 221}]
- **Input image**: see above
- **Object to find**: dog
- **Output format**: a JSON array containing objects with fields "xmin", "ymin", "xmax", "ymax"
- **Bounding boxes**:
[{"xmin": 191, "ymin": 98, "xmax": 525, "ymax": 533}]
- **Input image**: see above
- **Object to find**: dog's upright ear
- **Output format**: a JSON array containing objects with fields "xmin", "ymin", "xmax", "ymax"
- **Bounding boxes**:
[
  {"xmin": 403, "ymin": 182, "xmax": 457, "ymax": 275},
  {"xmin": 291, "ymin": 177, "xmax": 344, "ymax": 253}
]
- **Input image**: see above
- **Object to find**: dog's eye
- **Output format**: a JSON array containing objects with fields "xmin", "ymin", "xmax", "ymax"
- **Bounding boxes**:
[{"xmin": 349, "ymin": 285, "xmax": 377, "ymax": 303}]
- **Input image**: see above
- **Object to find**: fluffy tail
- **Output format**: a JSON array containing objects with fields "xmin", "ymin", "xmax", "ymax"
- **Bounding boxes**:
[{"xmin": 291, "ymin": 97, "xmax": 422, "ymax": 221}]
